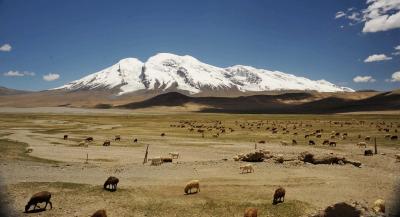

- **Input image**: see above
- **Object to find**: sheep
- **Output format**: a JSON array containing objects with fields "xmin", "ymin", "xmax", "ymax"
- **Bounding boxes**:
[
  {"xmin": 364, "ymin": 149, "xmax": 374, "ymax": 156},
  {"xmin": 103, "ymin": 140, "xmax": 111, "ymax": 146},
  {"xmin": 329, "ymin": 141, "xmax": 337, "ymax": 147},
  {"xmin": 63, "ymin": 134, "xmax": 68, "ymax": 140},
  {"xmin": 133, "ymin": 138, "xmax": 138, "ymax": 143},
  {"xmin": 91, "ymin": 209, "xmax": 107, "ymax": 217},
  {"xmin": 86, "ymin": 137, "xmax": 94, "ymax": 142},
  {"xmin": 357, "ymin": 142, "xmax": 367, "ymax": 148},
  {"xmin": 168, "ymin": 152, "xmax": 179, "ymax": 159},
  {"xmin": 244, "ymin": 207, "xmax": 258, "ymax": 217},
  {"xmin": 161, "ymin": 133, "xmax": 165, "ymax": 137},
  {"xmin": 25, "ymin": 191, "xmax": 52, "ymax": 212},
  {"xmin": 150, "ymin": 157, "xmax": 163, "ymax": 166},
  {"xmin": 384, "ymin": 134, "xmax": 391, "ymax": 139},
  {"xmin": 25, "ymin": 147, "xmax": 33, "ymax": 153},
  {"xmin": 258, "ymin": 140, "xmax": 265, "ymax": 144},
  {"xmin": 304, "ymin": 134, "xmax": 309, "ymax": 139},
  {"xmin": 316, "ymin": 133, "xmax": 322, "ymax": 138},
  {"xmin": 395, "ymin": 154, "xmax": 400, "ymax": 162},
  {"xmin": 292, "ymin": 139, "xmax": 297, "ymax": 145},
  {"xmin": 103, "ymin": 176, "xmax": 119, "ymax": 191},
  {"xmin": 308, "ymin": 140, "xmax": 315, "ymax": 145},
  {"xmin": 322, "ymin": 140, "xmax": 329, "ymax": 145},
  {"xmin": 373, "ymin": 199, "xmax": 385, "ymax": 213},
  {"xmin": 240, "ymin": 164, "xmax": 254, "ymax": 173},
  {"xmin": 273, "ymin": 187, "xmax": 285, "ymax": 205},
  {"xmin": 365, "ymin": 136, "xmax": 371, "ymax": 141},
  {"xmin": 114, "ymin": 135, "xmax": 121, "ymax": 141},
  {"xmin": 280, "ymin": 141, "xmax": 289, "ymax": 146},
  {"xmin": 184, "ymin": 180, "xmax": 200, "ymax": 194},
  {"xmin": 391, "ymin": 135, "xmax": 398, "ymax": 140}
]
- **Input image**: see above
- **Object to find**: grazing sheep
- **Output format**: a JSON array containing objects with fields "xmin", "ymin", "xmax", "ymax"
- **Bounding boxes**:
[
  {"xmin": 78, "ymin": 142, "xmax": 86, "ymax": 147},
  {"xmin": 316, "ymin": 133, "xmax": 322, "ymax": 138},
  {"xmin": 103, "ymin": 176, "xmax": 119, "ymax": 191},
  {"xmin": 133, "ymin": 138, "xmax": 138, "ymax": 143},
  {"xmin": 280, "ymin": 141, "xmax": 289, "ymax": 146},
  {"xmin": 305, "ymin": 134, "xmax": 309, "ymax": 139},
  {"xmin": 103, "ymin": 140, "xmax": 111, "ymax": 146},
  {"xmin": 184, "ymin": 180, "xmax": 200, "ymax": 194},
  {"xmin": 86, "ymin": 137, "xmax": 94, "ymax": 142},
  {"xmin": 385, "ymin": 134, "xmax": 391, "ymax": 139},
  {"xmin": 364, "ymin": 149, "xmax": 373, "ymax": 156},
  {"xmin": 25, "ymin": 147, "xmax": 33, "ymax": 153},
  {"xmin": 322, "ymin": 140, "xmax": 330, "ymax": 145},
  {"xmin": 365, "ymin": 136, "xmax": 371, "ymax": 141},
  {"xmin": 240, "ymin": 164, "xmax": 254, "ymax": 173},
  {"xmin": 63, "ymin": 135, "xmax": 68, "ymax": 140},
  {"xmin": 150, "ymin": 157, "xmax": 163, "ymax": 166},
  {"xmin": 168, "ymin": 152, "xmax": 179, "ymax": 159},
  {"xmin": 292, "ymin": 139, "xmax": 297, "ymax": 145},
  {"xmin": 244, "ymin": 207, "xmax": 258, "ymax": 217},
  {"xmin": 329, "ymin": 141, "xmax": 337, "ymax": 147},
  {"xmin": 91, "ymin": 209, "xmax": 107, "ymax": 217},
  {"xmin": 25, "ymin": 191, "xmax": 52, "ymax": 212},
  {"xmin": 258, "ymin": 140, "xmax": 265, "ymax": 144},
  {"xmin": 308, "ymin": 140, "xmax": 315, "ymax": 145},
  {"xmin": 391, "ymin": 135, "xmax": 398, "ymax": 140},
  {"xmin": 161, "ymin": 133, "xmax": 165, "ymax": 137},
  {"xmin": 114, "ymin": 135, "xmax": 121, "ymax": 141},
  {"xmin": 273, "ymin": 187, "xmax": 285, "ymax": 205},
  {"xmin": 357, "ymin": 142, "xmax": 367, "ymax": 148},
  {"xmin": 373, "ymin": 199, "xmax": 385, "ymax": 213},
  {"xmin": 395, "ymin": 154, "xmax": 400, "ymax": 162}
]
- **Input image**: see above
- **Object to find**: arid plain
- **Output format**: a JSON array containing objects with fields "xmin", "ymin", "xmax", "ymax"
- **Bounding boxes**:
[{"xmin": 0, "ymin": 107, "xmax": 399, "ymax": 217}]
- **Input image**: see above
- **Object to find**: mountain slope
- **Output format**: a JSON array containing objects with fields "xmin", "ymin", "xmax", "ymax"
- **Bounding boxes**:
[
  {"xmin": 55, "ymin": 53, "xmax": 353, "ymax": 95},
  {"xmin": 120, "ymin": 91, "xmax": 400, "ymax": 114}
]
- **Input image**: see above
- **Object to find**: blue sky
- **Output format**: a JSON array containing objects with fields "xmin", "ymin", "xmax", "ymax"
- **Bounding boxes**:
[{"xmin": 0, "ymin": 0, "xmax": 399, "ymax": 91}]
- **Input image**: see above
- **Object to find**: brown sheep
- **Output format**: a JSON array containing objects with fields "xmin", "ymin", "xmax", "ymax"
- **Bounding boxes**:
[
  {"xmin": 258, "ymin": 140, "xmax": 265, "ymax": 144},
  {"xmin": 91, "ymin": 209, "xmax": 107, "ymax": 217},
  {"xmin": 244, "ymin": 207, "xmax": 258, "ymax": 217},
  {"xmin": 63, "ymin": 135, "xmax": 68, "ymax": 140},
  {"xmin": 104, "ymin": 176, "xmax": 119, "ymax": 191},
  {"xmin": 133, "ymin": 138, "xmax": 138, "ymax": 143},
  {"xmin": 86, "ymin": 137, "xmax": 94, "ymax": 142},
  {"xmin": 273, "ymin": 187, "xmax": 285, "ymax": 204},
  {"xmin": 114, "ymin": 135, "xmax": 121, "ymax": 141},
  {"xmin": 391, "ymin": 135, "xmax": 398, "ymax": 140},
  {"xmin": 103, "ymin": 140, "xmax": 111, "ymax": 146},
  {"xmin": 329, "ymin": 141, "xmax": 337, "ymax": 147},
  {"xmin": 322, "ymin": 140, "xmax": 330, "ymax": 145},
  {"xmin": 25, "ymin": 191, "xmax": 52, "ymax": 212},
  {"xmin": 364, "ymin": 149, "xmax": 373, "ymax": 156},
  {"xmin": 292, "ymin": 139, "xmax": 297, "ymax": 145},
  {"xmin": 161, "ymin": 133, "xmax": 165, "ymax": 137},
  {"xmin": 365, "ymin": 136, "xmax": 371, "ymax": 141},
  {"xmin": 308, "ymin": 140, "xmax": 315, "ymax": 145},
  {"xmin": 184, "ymin": 180, "xmax": 200, "ymax": 194}
]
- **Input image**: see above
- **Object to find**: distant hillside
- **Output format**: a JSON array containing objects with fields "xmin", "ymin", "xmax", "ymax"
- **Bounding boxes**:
[
  {"xmin": 0, "ymin": 86, "xmax": 30, "ymax": 96},
  {"xmin": 120, "ymin": 91, "xmax": 400, "ymax": 114}
]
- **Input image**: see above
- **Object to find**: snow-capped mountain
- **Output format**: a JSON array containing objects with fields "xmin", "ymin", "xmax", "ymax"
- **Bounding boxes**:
[{"xmin": 56, "ymin": 53, "xmax": 354, "ymax": 95}]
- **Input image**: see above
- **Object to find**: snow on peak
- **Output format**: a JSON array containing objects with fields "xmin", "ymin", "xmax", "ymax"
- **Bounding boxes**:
[{"xmin": 55, "ymin": 53, "xmax": 354, "ymax": 95}]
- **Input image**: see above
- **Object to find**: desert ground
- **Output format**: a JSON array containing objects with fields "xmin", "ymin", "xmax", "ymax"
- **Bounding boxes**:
[{"xmin": 0, "ymin": 107, "xmax": 399, "ymax": 217}]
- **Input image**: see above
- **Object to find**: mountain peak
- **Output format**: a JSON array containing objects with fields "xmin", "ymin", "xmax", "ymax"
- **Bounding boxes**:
[{"xmin": 56, "ymin": 53, "xmax": 354, "ymax": 95}]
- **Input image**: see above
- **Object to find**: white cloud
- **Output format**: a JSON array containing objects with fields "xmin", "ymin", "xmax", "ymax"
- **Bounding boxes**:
[
  {"xmin": 336, "ymin": 0, "xmax": 400, "ymax": 33},
  {"xmin": 0, "ymin": 43, "xmax": 12, "ymax": 52},
  {"xmin": 395, "ymin": 45, "xmax": 400, "ymax": 50},
  {"xmin": 364, "ymin": 54, "xmax": 392, "ymax": 62},
  {"xmin": 43, "ymin": 73, "xmax": 60, "ymax": 81},
  {"xmin": 335, "ymin": 11, "xmax": 346, "ymax": 19},
  {"xmin": 3, "ymin": 70, "xmax": 35, "ymax": 77},
  {"xmin": 390, "ymin": 71, "xmax": 400, "ymax": 82},
  {"xmin": 353, "ymin": 75, "xmax": 376, "ymax": 83}
]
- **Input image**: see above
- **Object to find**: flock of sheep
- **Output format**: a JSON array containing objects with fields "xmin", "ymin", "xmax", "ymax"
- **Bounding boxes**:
[{"xmin": 22, "ymin": 118, "xmax": 398, "ymax": 216}]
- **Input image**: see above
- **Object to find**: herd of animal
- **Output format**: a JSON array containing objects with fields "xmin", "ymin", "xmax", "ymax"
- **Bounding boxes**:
[{"xmin": 21, "ymin": 118, "xmax": 397, "ymax": 216}]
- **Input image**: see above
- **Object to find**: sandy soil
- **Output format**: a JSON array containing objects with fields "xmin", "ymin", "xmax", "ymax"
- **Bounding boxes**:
[{"xmin": 0, "ymin": 109, "xmax": 399, "ymax": 216}]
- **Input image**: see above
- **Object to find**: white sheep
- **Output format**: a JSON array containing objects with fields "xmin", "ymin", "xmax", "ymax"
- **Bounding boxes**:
[
  {"xmin": 184, "ymin": 180, "xmax": 200, "ymax": 194},
  {"xmin": 240, "ymin": 164, "xmax": 254, "ymax": 173},
  {"xmin": 168, "ymin": 152, "xmax": 179, "ymax": 159},
  {"xmin": 150, "ymin": 157, "xmax": 163, "ymax": 166},
  {"xmin": 357, "ymin": 142, "xmax": 367, "ymax": 148},
  {"xmin": 373, "ymin": 199, "xmax": 385, "ymax": 213}
]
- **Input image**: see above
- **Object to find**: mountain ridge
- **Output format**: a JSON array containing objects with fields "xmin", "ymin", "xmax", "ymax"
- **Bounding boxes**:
[{"xmin": 55, "ymin": 53, "xmax": 354, "ymax": 95}]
